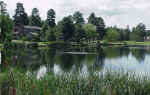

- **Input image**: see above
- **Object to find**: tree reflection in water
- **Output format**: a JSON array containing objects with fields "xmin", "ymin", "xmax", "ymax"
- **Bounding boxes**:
[
  {"xmin": 1, "ymin": 45, "xmax": 150, "ymax": 94},
  {"xmin": 131, "ymin": 48, "xmax": 146, "ymax": 63},
  {"xmin": 1, "ymin": 45, "xmax": 150, "ymax": 79}
]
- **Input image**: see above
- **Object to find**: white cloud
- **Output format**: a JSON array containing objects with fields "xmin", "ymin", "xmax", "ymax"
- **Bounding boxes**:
[{"xmin": 2, "ymin": 0, "xmax": 150, "ymax": 29}]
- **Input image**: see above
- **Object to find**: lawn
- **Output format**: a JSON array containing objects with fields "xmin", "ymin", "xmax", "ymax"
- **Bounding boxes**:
[
  {"xmin": 10, "ymin": 40, "xmax": 150, "ymax": 47},
  {"xmin": 101, "ymin": 40, "xmax": 150, "ymax": 46}
]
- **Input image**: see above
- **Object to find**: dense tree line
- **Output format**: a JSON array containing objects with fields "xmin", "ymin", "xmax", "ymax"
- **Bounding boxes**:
[
  {"xmin": 104, "ymin": 23, "xmax": 146, "ymax": 42},
  {"xmin": 0, "ymin": 1, "xmax": 149, "ymax": 44}
]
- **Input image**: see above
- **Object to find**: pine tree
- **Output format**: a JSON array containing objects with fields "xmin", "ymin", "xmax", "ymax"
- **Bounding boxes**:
[
  {"xmin": 0, "ymin": 1, "xmax": 7, "ymax": 15},
  {"xmin": 29, "ymin": 8, "xmax": 42, "ymax": 27},
  {"xmin": 46, "ymin": 9, "xmax": 56, "ymax": 28},
  {"xmin": 13, "ymin": 3, "xmax": 29, "ymax": 25},
  {"xmin": 96, "ymin": 17, "xmax": 105, "ymax": 40},
  {"xmin": 73, "ymin": 11, "xmax": 85, "ymax": 25}
]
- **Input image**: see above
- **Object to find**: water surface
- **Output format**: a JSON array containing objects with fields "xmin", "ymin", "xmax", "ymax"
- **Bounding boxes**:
[{"xmin": 1, "ymin": 45, "xmax": 150, "ymax": 78}]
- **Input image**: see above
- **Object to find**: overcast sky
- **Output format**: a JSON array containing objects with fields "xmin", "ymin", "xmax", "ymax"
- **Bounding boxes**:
[{"xmin": 3, "ymin": 0, "xmax": 150, "ymax": 29}]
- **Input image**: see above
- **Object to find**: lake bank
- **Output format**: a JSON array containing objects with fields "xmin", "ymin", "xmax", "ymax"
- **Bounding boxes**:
[
  {"xmin": 101, "ymin": 41, "xmax": 150, "ymax": 46},
  {"xmin": 11, "ymin": 40, "xmax": 150, "ymax": 48},
  {"xmin": 11, "ymin": 40, "xmax": 97, "ymax": 48}
]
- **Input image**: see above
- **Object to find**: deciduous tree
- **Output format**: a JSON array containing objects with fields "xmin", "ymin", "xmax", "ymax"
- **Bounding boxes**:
[
  {"xmin": 83, "ymin": 24, "xmax": 97, "ymax": 41},
  {"xmin": 104, "ymin": 28, "xmax": 119, "ymax": 42}
]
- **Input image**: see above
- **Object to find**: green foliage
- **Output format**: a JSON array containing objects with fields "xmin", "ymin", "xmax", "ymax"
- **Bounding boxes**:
[
  {"xmin": 0, "ymin": 1, "xmax": 12, "ymax": 45},
  {"xmin": 118, "ymin": 29, "xmax": 125, "ymax": 41},
  {"xmin": 105, "ymin": 26, "xmax": 131, "ymax": 42},
  {"xmin": 46, "ymin": 27, "xmax": 56, "ymax": 41},
  {"xmin": 73, "ymin": 11, "xmax": 85, "ymax": 25},
  {"xmin": 0, "ymin": 15, "xmax": 13, "ymax": 46},
  {"xmin": 130, "ymin": 23, "xmax": 146, "ymax": 41},
  {"xmin": 0, "ymin": 1, "xmax": 13, "ymax": 47},
  {"xmin": 88, "ymin": 13, "xmax": 97, "ymax": 25},
  {"xmin": 0, "ymin": 3, "xmax": 147, "ymax": 43},
  {"xmin": 117, "ymin": 28, "xmax": 130, "ymax": 41},
  {"xmin": 88, "ymin": 13, "xmax": 106, "ymax": 40},
  {"xmin": 61, "ymin": 16, "xmax": 75, "ymax": 41},
  {"xmin": 130, "ymin": 31, "xmax": 138, "ymax": 41},
  {"xmin": 13, "ymin": 3, "xmax": 29, "ymax": 25},
  {"xmin": 3, "ymin": 70, "xmax": 150, "ymax": 95},
  {"xmin": 131, "ymin": 48, "xmax": 146, "ymax": 62},
  {"xmin": 83, "ymin": 24, "xmax": 97, "ymax": 41},
  {"xmin": 96, "ymin": 17, "xmax": 105, "ymax": 40},
  {"xmin": 74, "ymin": 25, "xmax": 86, "ymax": 42},
  {"xmin": 40, "ymin": 23, "xmax": 48, "ymax": 42},
  {"xmin": 55, "ymin": 21, "xmax": 63, "ymax": 41},
  {"xmin": 72, "ymin": 11, "xmax": 86, "ymax": 42},
  {"xmin": 29, "ymin": 8, "xmax": 42, "ymax": 27},
  {"xmin": 125, "ymin": 26, "xmax": 130, "ymax": 40},
  {"xmin": 104, "ymin": 28, "xmax": 119, "ymax": 42},
  {"xmin": 0, "ymin": 1, "xmax": 7, "ymax": 15},
  {"xmin": 46, "ymin": 9, "xmax": 56, "ymax": 28}
]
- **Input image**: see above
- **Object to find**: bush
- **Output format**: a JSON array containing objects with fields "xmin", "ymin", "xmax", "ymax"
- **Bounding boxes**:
[
  {"xmin": 83, "ymin": 24, "xmax": 97, "ymax": 41},
  {"xmin": 104, "ymin": 28, "xmax": 119, "ymax": 42}
]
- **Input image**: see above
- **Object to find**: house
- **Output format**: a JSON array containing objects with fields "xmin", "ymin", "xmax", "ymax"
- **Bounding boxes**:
[
  {"xmin": 145, "ymin": 30, "xmax": 150, "ymax": 41},
  {"xmin": 13, "ymin": 25, "xmax": 41, "ymax": 41}
]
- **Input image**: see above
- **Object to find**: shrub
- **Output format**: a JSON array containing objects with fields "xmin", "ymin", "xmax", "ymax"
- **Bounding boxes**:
[{"xmin": 104, "ymin": 28, "xmax": 119, "ymax": 42}]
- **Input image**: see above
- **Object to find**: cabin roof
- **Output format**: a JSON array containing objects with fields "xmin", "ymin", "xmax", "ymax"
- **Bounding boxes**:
[
  {"xmin": 146, "ymin": 30, "xmax": 150, "ymax": 32},
  {"xmin": 24, "ymin": 26, "xmax": 41, "ymax": 30}
]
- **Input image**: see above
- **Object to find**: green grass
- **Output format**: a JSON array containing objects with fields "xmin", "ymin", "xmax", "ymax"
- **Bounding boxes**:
[
  {"xmin": 124, "ymin": 41, "xmax": 150, "ymax": 45},
  {"xmin": 11, "ymin": 40, "xmax": 150, "ymax": 47},
  {"xmin": 12, "ymin": 40, "xmax": 65, "ymax": 47},
  {"xmin": 1, "ymin": 70, "xmax": 150, "ymax": 95},
  {"xmin": 38, "ymin": 41, "xmax": 64, "ymax": 46},
  {"xmin": 101, "ymin": 40, "xmax": 150, "ymax": 46}
]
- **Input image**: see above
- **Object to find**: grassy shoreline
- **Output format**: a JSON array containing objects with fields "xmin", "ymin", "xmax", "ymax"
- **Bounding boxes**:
[
  {"xmin": 1, "ymin": 71, "xmax": 150, "ymax": 95},
  {"xmin": 101, "ymin": 41, "xmax": 150, "ymax": 46},
  {"xmin": 2, "ymin": 40, "xmax": 150, "ymax": 48}
]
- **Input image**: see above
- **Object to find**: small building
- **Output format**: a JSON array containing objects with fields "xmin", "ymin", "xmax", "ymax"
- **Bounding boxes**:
[
  {"xmin": 13, "ymin": 25, "xmax": 41, "ymax": 41},
  {"xmin": 145, "ymin": 30, "xmax": 150, "ymax": 41}
]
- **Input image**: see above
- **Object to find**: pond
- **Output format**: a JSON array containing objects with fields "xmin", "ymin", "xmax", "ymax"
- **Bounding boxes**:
[{"xmin": 1, "ymin": 45, "xmax": 150, "ymax": 78}]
